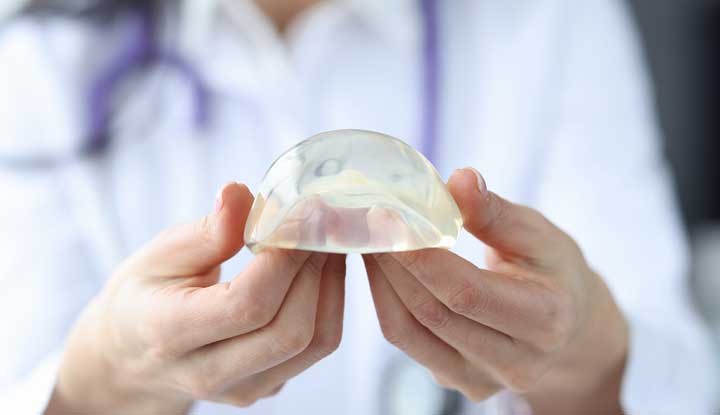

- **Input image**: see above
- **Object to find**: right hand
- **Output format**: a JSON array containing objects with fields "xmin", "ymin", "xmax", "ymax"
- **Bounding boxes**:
[{"xmin": 46, "ymin": 182, "xmax": 347, "ymax": 414}]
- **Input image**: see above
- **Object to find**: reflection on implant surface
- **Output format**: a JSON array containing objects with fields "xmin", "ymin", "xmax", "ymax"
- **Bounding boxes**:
[{"xmin": 244, "ymin": 129, "xmax": 462, "ymax": 254}]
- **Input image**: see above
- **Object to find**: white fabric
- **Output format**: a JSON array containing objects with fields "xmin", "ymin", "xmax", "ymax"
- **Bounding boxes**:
[
  {"xmin": 0, "ymin": 0, "xmax": 26, "ymax": 23},
  {"xmin": 0, "ymin": 0, "xmax": 717, "ymax": 413}
]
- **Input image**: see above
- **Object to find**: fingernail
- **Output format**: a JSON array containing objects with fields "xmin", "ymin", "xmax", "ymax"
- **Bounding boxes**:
[
  {"xmin": 214, "ymin": 182, "xmax": 235, "ymax": 213},
  {"xmin": 213, "ymin": 189, "xmax": 224, "ymax": 213},
  {"xmin": 467, "ymin": 167, "xmax": 487, "ymax": 195}
]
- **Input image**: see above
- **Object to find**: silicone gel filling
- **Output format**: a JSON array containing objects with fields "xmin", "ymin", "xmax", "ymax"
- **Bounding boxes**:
[{"xmin": 244, "ymin": 129, "xmax": 462, "ymax": 254}]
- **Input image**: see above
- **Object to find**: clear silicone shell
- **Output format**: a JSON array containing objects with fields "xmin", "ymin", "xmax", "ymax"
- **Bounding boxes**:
[{"xmin": 244, "ymin": 129, "xmax": 462, "ymax": 254}]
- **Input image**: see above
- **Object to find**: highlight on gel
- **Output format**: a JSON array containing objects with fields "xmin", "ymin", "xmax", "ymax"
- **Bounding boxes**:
[{"xmin": 244, "ymin": 129, "xmax": 462, "ymax": 254}]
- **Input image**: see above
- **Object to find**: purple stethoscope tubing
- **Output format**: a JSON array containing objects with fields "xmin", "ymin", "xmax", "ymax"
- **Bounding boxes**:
[
  {"xmin": 88, "ymin": 0, "xmax": 441, "ymax": 161},
  {"xmin": 2, "ymin": 0, "xmax": 439, "ymax": 167},
  {"xmin": 418, "ymin": 0, "xmax": 439, "ymax": 164},
  {"xmin": 85, "ymin": 3, "xmax": 210, "ymax": 154}
]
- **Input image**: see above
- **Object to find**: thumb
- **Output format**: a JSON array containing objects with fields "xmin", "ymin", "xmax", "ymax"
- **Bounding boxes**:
[
  {"xmin": 447, "ymin": 168, "xmax": 562, "ymax": 261},
  {"xmin": 128, "ymin": 182, "xmax": 254, "ymax": 277}
]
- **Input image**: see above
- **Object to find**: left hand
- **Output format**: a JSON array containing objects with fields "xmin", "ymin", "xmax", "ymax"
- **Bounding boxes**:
[{"xmin": 363, "ymin": 168, "xmax": 629, "ymax": 414}]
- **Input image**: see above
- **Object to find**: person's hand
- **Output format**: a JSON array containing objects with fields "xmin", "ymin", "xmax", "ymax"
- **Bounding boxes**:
[
  {"xmin": 47, "ymin": 183, "xmax": 346, "ymax": 414},
  {"xmin": 363, "ymin": 168, "xmax": 629, "ymax": 414}
]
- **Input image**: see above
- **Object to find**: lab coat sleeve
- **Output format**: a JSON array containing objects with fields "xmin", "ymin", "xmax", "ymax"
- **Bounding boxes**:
[
  {"xmin": 0, "ymin": 19, "xmax": 101, "ymax": 412},
  {"xmin": 0, "ymin": 168, "xmax": 100, "ymax": 412},
  {"xmin": 532, "ymin": 0, "xmax": 718, "ymax": 412}
]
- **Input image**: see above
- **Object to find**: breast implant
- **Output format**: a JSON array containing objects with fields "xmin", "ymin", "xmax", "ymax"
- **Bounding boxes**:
[{"xmin": 244, "ymin": 129, "xmax": 462, "ymax": 254}]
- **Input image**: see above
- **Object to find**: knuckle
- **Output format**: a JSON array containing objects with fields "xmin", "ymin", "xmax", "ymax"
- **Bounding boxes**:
[
  {"xmin": 503, "ymin": 365, "xmax": 544, "ymax": 393},
  {"xmin": 461, "ymin": 386, "xmax": 497, "ymax": 403},
  {"xmin": 370, "ymin": 252, "xmax": 393, "ymax": 268},
  {"xmin": 431, "ymin": 373, "xmax": 453, "ymax": 389},
  {"xmin": 309, "ymin": 324, "xmax": 342, "ymax": 360},
  {"xmin": 139, "ymin": 322, "xmax": 180, "ymax": 361},
  {"xmin": 527, "ymin": 207, "xmax": 548, "ymax": 227},
  {"xmin": 224, "ymin": 395, "xmax": 258, "ymax": 408},
  {"xmin": 482, "ymin": 194, "xmax": 509, "ymax": 231},
  {"xmin": 182, "ymin": 375, "xmax": 223, "ymax": 401},
  {"xmin": 230, "ymin": 295, "xmax": 276, "ymax": 330},
  {"xmin": 555, "ymin": 227, "xmax": 580, "ymax": 252},
  {"xmin": 198, "ymin": 215, "xmax": 216, "ymax": 248},
  {"xmin": 451, "ymin": 367, "xmax": 500, "ymax": 402},
  {"xmin": 535, "ymin": 290, "xmax": 577, "ymax": 351},
  {"xmin": 263, "ymin": 383, "xmax": 285, "ymax": 398},
  {"xmin": 446, "ymin": 283, "xmax": 486, "ymax": 316},
  {"xmin": 560, "ymin": 231, "xmax": 577, "ymax": 250},
  {"xmin": 276, "ymin": 326, "xmax": 314, "ymax": 358},
  {"xmin": 277, "ymin": 249, "xmax": 310, "ymax": 270},
  {"xmin": 411, "ymin": 297, "xmax": 451, "ymax": 330},
  {"xmin": 432, "ymin": 372, "xmax": 467, "ymax": 395},
  {"xmin": 224, "ymin": 382, "xmax": 282, "ymax": 408},
  {"xmin": 451, "ymin": 375, "xmax": 499, "ymax": 403},
  {"xmin": 393, "ymin": 250, "xmax": 426, "ymax": 273},
  {"xmin": 551, "ymin": 232, "xmax": 578, "ymax": 261},
  {"xmin": 378, "ymin": 319, "xmax": 411, "ymax": 350},
  {"xmin": 303, "ymin": 253, "xmax": 328, "ymax": 276}
]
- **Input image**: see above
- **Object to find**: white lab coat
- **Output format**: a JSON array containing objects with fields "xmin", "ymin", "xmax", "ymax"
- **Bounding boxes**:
[{"xmin": 0, "ymin": 0, "xmax": 717, "ymax": 413}]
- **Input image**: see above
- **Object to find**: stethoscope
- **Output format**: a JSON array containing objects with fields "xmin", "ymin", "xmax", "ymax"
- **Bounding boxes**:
[
  {"xmin": 0, "ymin": 0, "xmax": 439, "ymax": 168},
  {"xmin": 2, "ymin": 1, "xmax": 463, "ymax": 413},
  {"xmin": 382, "ymin": 2, "xmax": 465, "ymax": 414}
]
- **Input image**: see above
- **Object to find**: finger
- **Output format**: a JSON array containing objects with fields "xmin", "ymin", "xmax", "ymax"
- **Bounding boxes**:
[
  {"xmin": 220, "ymin": 383, "xmax": 285, "ymax": 408},
  {"xmin": 147, "ymin": 248, "xmax": 313, "ymax": 354},
  {"xmin": 373, "ymin": 253, "xmax": 516, "ymax": 373},
  {"xmin": 363, "ymin": 255, "xmax": 477, "ymax": 392},
  {"xmin": 366, "ymin": 206, "xmax": 420, "ymax": 251},
  {"xmin": 126, "ymin": 182, "xmax": 254, "ymax": 278},
  {"xmin": 177, "ymin": 253, "xmax": 328, "ymax": 396},
  {"xmin": 387, "ymin": 248, "xmax": 552, "ymax": 342},
  {"xmin": 447, "ymin": 168, "xmax": 566, "ymax": 262},
  {"xmin": 221, "ymin": 254, "xmax": 346, "ymax": 402}
]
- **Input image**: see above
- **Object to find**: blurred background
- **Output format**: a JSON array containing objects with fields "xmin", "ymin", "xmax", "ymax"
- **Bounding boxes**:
[
  {"xmin": 0, "ymin": 0, "xmax": 717, "ymax": 410},
  {"xmin": 628, "ymin": 0, "xmax": 720, "ymax": 343}
]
